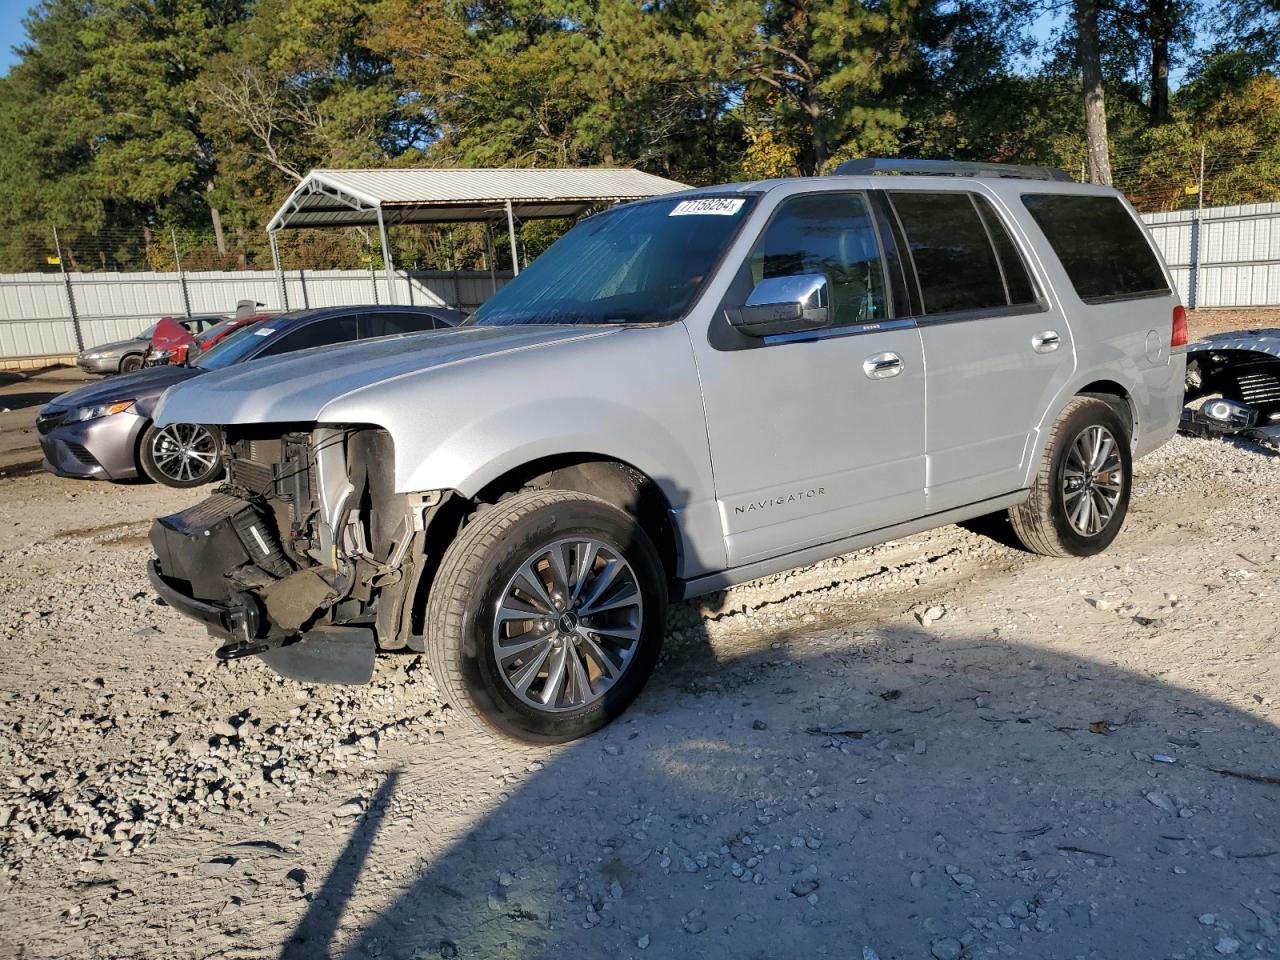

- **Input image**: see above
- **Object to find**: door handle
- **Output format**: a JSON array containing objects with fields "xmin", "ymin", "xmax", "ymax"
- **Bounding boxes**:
[
  {"xmin": 1032, "ymin": 331, "xmax": 1061, "ymax": 353},
  {"xmin": 863, "ymin": 352, "xmax": 903, "ymax": 379}
]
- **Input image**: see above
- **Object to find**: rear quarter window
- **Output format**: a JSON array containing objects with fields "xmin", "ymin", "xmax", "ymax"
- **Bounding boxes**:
[{"xmin": 1021, "ymin": 194, "xmax": 1170, "ymax": 304}]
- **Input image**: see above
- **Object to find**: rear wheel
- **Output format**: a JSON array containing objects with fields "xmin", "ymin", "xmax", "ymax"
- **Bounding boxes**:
[
  {"xmin": 139, "ymin": 422, "xmax": 222, "ymax": 488},
  {"xmin": 119, "ymin": 354, "xmax": 143, "ymax": 374},
  {"xmin": 425, "ymin": 489, "xmax": 666, "ymax": 743},
  {"xmin": 1008, "ymin": 396, "xmax": 1132, "ymax": 557}
]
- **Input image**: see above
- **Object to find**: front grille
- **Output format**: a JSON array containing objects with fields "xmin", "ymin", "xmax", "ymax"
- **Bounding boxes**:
[
  {"xmin": 1236, "ymin": 371, "xmax": 1280, "ymax": 405},
  {"xmin": 36, "ymin": 411, "xmax": 66, "ymax": 435},
  {"xmin": 65, "ymin": 442, "xmax": 97, "ymax": 466}
]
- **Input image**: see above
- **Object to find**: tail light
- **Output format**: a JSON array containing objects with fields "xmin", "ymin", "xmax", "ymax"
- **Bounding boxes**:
[{"xmin": 1171, "ymin": 305, "xmax": 1188, "ymax": 347}]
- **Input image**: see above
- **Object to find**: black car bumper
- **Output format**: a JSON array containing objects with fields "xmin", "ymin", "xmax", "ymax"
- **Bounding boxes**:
[{"xmin": 148, "ymin": 494, "xmax": 375, "ymax": 683}]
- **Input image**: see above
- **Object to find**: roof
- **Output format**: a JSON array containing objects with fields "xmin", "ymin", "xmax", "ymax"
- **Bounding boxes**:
[{"xmin": 267, "ymin": 167, "xmax": 689, "ymax": 231}]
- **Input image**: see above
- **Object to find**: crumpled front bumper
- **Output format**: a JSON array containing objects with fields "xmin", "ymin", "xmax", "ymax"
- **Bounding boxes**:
[
  {"xmin": 147, "ymin": 560, "xmax": 260, "ymax": 644},
  {"xmin": 148, "ymin": 493, "xmax": 375, "ymax": 683}
]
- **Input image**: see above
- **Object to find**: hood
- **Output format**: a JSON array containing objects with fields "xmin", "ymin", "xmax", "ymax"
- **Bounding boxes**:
[
  {"xmin": 81, "ymin": 334, "xmax": 147, "ymax": 357},
  {"xmin": 155, "ymin": 324, "xmax": 620, "ymax": 426},
  {"xmin": 150, "ymin": 316, "xmax": 196, "ymax": 352},
  {"xmin": 44, "ymin": 364, "xmax": 199, "ymax": 413}
]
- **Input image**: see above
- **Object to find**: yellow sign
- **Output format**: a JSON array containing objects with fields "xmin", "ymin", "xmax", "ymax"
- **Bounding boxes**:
[
  {"xmin": 46, "ymin": 255, "xmax": 60, "ymax": 265},
  {"xmin": 1184, "ymin": 183, "xmax": 1199, "ymax": 195}
]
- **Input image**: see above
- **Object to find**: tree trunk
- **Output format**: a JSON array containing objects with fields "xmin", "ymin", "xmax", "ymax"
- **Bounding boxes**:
[
  {"xmin": 1148, "ymin": 0, "xmax": 1171, "ymax": 124},
  {"xmin": 807, "ymin": 97, "xmax": 827, "ymax": 176},
  {"xmin": 207, "ymin": 182, "xmax": 227, "ymax": 254},
  {"xmin": 1074, "ymin": 0, "xmax": 1113, "ymax": 185}
]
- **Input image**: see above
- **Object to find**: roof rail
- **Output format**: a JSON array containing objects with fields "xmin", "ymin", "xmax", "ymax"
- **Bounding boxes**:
[{"xmin": 834, "ymin": 158, "xmax": 1074, "ymax": 182}]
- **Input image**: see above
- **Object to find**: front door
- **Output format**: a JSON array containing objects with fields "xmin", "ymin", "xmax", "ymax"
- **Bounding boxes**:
[
  {"xmin": 691, "ymin": 191, "xmax": 927, "ymax": 569},
  {"xmin": 883, "ymin": 188, "xmax": 1077, "ymax": 512}
]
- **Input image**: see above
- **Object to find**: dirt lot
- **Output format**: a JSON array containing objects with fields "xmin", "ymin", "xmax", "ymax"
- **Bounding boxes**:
[{"xmin": 0, "ymin": 313, "xmax": 1277, "ymax": 960}]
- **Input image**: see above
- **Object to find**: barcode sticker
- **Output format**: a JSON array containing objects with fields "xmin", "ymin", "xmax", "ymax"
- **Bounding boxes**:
[
  {"xmin": 669, "ymin": 198, "xmax": 745, "ymax": 217},
  {"xmin": 253, "ymin": 327, "xmax": 275, "ymax": 336}
]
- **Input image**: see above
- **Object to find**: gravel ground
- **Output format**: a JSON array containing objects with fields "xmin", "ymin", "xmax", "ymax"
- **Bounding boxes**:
[{"xmin": 0, "ymin": 337, "xmax": 1277, "ymax": 959}]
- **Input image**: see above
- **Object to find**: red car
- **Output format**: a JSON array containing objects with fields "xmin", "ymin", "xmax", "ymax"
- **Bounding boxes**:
[{"xmin": 145, "ymin": 313, "xmax": 273, "ymax": 366}]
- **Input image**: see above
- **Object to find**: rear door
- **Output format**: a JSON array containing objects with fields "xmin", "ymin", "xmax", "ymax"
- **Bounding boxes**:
[
  {"xmin": 883, "ymin": 189, "xmax": 1075, "ymax": 512},
  {"xmin": 358, "ymin": 311, "xmax": 445, "ymax": 339},
  {"xmin": 693, "ymin": 190, "xmax": 927, "ymax": 568}
]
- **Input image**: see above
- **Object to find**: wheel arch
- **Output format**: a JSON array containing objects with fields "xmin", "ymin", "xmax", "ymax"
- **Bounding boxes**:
[
  {"xmin": 474, "ymin": 453, "xmax": 680, "ymax": 586},
  {"xmin": 1022, "ymin": 375, "xmax": 1140, "ymax": 490},
  {"xmin": 1076, "ymin": 379, "xmax": 1136, "ymax": 440}
]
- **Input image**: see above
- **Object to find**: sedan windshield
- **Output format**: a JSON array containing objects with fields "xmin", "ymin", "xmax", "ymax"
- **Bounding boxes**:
[
  {"xmin": 471, "ymin": 194, "xmax": 756, "ymax": 326},
  {"xmin": 194, "ymin": 323, "xmax": 271, "ymax": 370}
]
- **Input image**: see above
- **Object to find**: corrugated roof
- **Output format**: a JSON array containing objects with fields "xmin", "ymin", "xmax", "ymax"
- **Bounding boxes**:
[{"xmin": 267, "ymin": 167, "xmax": 689, "ymax": 231}]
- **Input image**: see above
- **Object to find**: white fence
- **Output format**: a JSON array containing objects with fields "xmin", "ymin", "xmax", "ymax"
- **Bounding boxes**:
[
  {"xmin": 1143, "ymin": 202, "xmax": 1280, "ymax": 309},
  {"xmin": 3, "ymin": 201, "xmax": 1279, "ymax": 360},
  {"xmin": 0, "ymin": 267, "xmax": 512, "ymax": 359}
]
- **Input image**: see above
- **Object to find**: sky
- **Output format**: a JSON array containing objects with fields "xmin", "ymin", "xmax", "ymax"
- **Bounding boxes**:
[{"xmin": 0, "ymin": 0, "xmax": 31, "ymax": 76}]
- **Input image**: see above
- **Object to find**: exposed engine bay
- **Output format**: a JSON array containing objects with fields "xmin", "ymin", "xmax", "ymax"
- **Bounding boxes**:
[
  {"xmin": 147, "ymin": 425, "xmax": 448, "ymax": 683},
  {"xmin": 1180, "ymin": 330, "xmax": 1280, "ymax": 452}
]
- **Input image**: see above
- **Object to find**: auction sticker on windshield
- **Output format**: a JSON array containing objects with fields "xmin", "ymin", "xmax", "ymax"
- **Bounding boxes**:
[{"xmin": 669, "ymin": 198, "xmax": 745, "ymax": 216}]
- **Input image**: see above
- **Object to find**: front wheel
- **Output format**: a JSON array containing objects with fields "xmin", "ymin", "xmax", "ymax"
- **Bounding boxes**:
[
  {"xmin": 1008, "ymin": 396, "xmax": 1132, "ymax": 557},
  {"xmin": 425, "ymin": 489, "xmax": 667, "ymax": 743},
  {"xmin": 119, "ymin": 354, "xmax": 144, "ymax": 374},
  {"xmin": 139, "ymin": 422, "xmax": 223, "ymax": 488}
]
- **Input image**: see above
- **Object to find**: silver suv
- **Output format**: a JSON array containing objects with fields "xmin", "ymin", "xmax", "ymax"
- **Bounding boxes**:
[{"xmin": 147, "ymin": 160, "xmax": 1187, "ymax": 743}]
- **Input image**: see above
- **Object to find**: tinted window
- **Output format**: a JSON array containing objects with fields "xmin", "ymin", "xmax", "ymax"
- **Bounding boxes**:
[
  {"xmin": 749, "ymin": 193, "xmax": 888, "ymax": 326},
  {"xmin": 471, "ymin": 195, "xmax": 755, "ymax": 326},
  {"xmin": 1022, "ymin": 194, "xmax": 1170, "ymax": 303},
  {"xmin": 360, "ymin": 311, "xmax": 442, "ymax": 339},
  {"xmin": 890, "ymin": 192, "xmax": 1036, "ymax": 315},
  {"xmin": 974, "ymin": 198, "xmax": 1038, "ymax": 306},
  {"xmin": 260, "ymin": 316, "xmax": 359, "ymax": 356}
]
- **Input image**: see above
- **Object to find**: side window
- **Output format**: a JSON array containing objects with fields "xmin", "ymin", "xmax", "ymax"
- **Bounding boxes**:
[
  {"xmin": 360, "ymin": 311, "xmax": 441, "ymax": 339},
  {"xmin": 259, "ymin": 315, "xmax": 359, "ymax": 357},
  {"xmin": 1021, "ymin": 193, "xmax": 1170, "ymax": 303},
  {"xmin": 748, "ymin": 192, "xmax": 888, "ymax": 326},
  {"xmin": 889, "ymin": 191, "xmax": 1037, "ymax": 316}
]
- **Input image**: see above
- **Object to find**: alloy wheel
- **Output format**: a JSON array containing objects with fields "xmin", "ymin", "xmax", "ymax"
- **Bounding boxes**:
[
  {"xmin": 1061, "ymin": 424, "xmax": 1124, "ymax": 537},
  {"xmin": 491, "ymin": 538, "xmax": 644, "ymax": 713},
  {"xmin": 150, "ymin": 423, "xmax": 219, "ymax": 483}
]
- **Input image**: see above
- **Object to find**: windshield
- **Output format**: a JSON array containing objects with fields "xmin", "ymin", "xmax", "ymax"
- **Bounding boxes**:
[
  {"xmin": 195, "ymin": 322, "xmax": 273, "ymax": 370},
  {"xmin": 471, "ymin": 194, "xmax": 756, "ymax": 326}
]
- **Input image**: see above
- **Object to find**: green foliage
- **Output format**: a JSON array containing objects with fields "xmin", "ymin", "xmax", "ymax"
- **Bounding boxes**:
[{"xmin": 0, "ymin": 0, "xmax": 1276, "ymax": 272}]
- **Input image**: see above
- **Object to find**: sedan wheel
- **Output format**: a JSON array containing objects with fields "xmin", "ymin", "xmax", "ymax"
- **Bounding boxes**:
[{"xmin": 140, "ymin": 422, "xmax": 222, "ymax": 487}]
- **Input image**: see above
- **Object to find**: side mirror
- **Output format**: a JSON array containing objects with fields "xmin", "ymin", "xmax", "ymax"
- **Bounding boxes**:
[{"xmin": 729, "ymin": 274, "xmax": 832, "ymax": 337}]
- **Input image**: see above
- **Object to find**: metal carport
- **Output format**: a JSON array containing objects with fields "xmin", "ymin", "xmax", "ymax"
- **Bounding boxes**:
[{"xmin": 265, "ymin": 167, "xmax": 688, "ymax": 306}]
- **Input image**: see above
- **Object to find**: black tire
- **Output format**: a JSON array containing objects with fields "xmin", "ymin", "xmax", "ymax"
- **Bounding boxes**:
[
  {"xmin": 1008, "ymin": 396, "xmax": 1132, "ymax": 557},
  {"xmin": 425, "ymin": 489, "xmax": 667, "ymax": 743},
  {"xmin": 138, "ymin": 422, "xmax": 223, "ymax": 488},
  {"xmin": 119, "ymin": 354, "xmax": 144, "ymax": 374}
]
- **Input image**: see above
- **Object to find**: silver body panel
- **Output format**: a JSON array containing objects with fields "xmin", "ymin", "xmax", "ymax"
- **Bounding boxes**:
[{"xmin": 155, "ymin": 174, "xmax": 1186, "ymax": 588}]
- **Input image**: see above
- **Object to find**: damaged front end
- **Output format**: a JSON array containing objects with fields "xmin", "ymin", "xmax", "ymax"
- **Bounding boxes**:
[
  {"xmin": 1180, "ymin": 330, "xmax": 1280, "ymax": 451},
  {"xmin": 148, "ymin": 424, "xmax": 449, "ymax": 683}
]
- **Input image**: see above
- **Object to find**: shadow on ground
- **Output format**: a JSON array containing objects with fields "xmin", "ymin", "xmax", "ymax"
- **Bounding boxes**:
[{"xmin": 280, "ymin": 616, "xmax": 1280, "ymax": 960}]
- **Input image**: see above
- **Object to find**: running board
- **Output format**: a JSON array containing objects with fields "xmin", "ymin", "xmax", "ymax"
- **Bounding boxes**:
[{"xmin": 675, "ymin": 490, "xmax": 1027, "ymax": 601}]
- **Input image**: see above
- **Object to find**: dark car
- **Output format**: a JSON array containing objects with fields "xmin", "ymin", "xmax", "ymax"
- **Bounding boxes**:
[
  {"xmin": 76, "ymin": 315, "xmax": 225, "ymax": 375},
  {"xmin": 40, "ymin": 304, "xmax": 464, "ymax": 487}
]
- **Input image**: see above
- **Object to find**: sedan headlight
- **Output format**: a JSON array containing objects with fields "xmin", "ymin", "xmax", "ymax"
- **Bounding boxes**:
[{"xmin": 69, "ymin": 400, "xmax": 135, "ymax": 422}]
